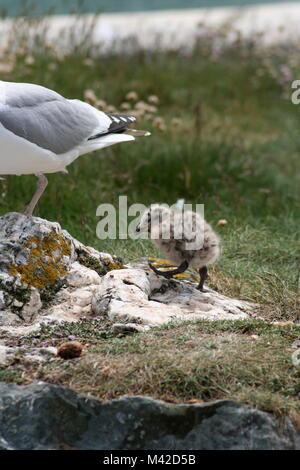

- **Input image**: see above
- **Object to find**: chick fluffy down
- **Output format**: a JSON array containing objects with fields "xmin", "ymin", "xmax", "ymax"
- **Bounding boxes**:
[{"xmin": 139, "ymin": 205, "xmax": 220, "ymax": 269}]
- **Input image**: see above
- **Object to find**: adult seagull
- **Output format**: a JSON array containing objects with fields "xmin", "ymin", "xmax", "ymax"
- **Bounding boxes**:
[{"xmin": 0, "ymin": 81, "xmax": 150, "ymax": 216}]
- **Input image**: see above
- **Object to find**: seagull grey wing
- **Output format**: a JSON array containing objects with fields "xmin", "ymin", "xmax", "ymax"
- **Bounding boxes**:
[
  {"xmin": 2, "ymin": 81, "xmax": 64, "ymax": 108},
  {"xmin": 0, "ymin": 82, "xmax": 100, "ymax": 154}
]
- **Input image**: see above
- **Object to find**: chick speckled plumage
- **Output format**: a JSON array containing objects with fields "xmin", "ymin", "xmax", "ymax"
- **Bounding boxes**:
[{"xmin": 137, "ymin": 204, "xmax": 220, "ymax": 291}]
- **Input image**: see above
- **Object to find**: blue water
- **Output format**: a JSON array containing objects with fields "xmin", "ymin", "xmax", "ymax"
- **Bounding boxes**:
[{"xmin": 1, "ymin": 0, "xmax": 300, "ymax": 17}]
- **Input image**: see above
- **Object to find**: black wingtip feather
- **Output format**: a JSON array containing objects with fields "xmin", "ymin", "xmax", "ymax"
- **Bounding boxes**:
[{"xmin": 88, "ymin": 113, "xmax": 136, "ymax": 140}]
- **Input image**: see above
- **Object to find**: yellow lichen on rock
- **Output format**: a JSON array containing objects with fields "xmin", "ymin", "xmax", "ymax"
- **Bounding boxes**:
[
  {"xmin": 107, "ymin": 258, "xmax": 126, "ymax": 271},
  {"xmin": 9, "ymin": 232, "xmax": 72, "ymax": 290},
  {"xmin": 147, "ymin": 257, "xmax": 175, "ymax": 266}
]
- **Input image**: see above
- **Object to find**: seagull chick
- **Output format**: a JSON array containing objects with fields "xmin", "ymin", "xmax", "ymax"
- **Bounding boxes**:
[
  {"xmin": 0, "ymin": 81, "xmax": 150, "ymax": 216},
  {"xmin": 136, "ymin": 204, "xmax": 220, "ymax": 291}
]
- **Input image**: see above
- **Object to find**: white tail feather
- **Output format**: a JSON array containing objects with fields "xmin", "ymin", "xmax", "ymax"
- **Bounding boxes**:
[{"xmin": 124, "ymin": 129, "xmax": 151, "ymax": 137}]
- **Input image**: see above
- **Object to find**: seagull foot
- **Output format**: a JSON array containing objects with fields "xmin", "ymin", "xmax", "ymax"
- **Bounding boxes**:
[{"xmin": 149, "ymin": 260, "xmax": 189, "ymax": 279}]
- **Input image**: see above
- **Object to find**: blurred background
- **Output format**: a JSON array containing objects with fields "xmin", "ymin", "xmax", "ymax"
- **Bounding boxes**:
[
  {"xmin": 0, "ymin": 1, "xmax": 299, "ymax": 320},
  {"xmin": 2, "ymin": 0, "xmax": 300, "ymax": 15},
  {"xmin": 2, "ymin": 1, "xmax": 300, "ymax": 47}
]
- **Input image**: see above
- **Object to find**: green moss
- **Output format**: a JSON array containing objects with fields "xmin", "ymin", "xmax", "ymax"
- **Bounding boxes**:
[
  {"xmin": 77, "ymin": 250, "xmax": 108, "ymax": 276},
  {"xmin": 0, "ymin": 369, "xmax": 23, "ymax": 384},
  {"xmin": 0, "ymin": 279, "xmax": 31, "ymax": 313},
  {"xmin": 77, "ymin": 249, "xmax": 125, "ymax": 276},
  {"xmin": 40, "ymin": 278, "xmax": 67, "ymax": 309},
  {"xmin": 23, "ymin": 317, "xmax": 115, "ymax": 346}
]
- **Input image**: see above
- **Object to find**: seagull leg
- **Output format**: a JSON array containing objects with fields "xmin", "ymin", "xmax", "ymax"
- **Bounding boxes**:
[
  {"xmin": 149, "ymin": 260, "xmax": 189, "ymax": 279},
  {"xmin": 24, "ymin": 173, "xmax": 48, "ymax": 216},
  {"xmin": 197, "ymin": 266, "xmax": 208, "ymax": 292}
]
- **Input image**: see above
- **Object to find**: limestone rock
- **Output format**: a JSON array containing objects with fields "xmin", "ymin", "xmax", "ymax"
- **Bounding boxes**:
[
  {"xmin": 112, "ymin": 323, "xmax": 151, "ymax": 335},
  {"xmin": 0, "ymin": 381, "xmax": 298, "ymax": 450},
  {"xmin": 0, "ymin": 344, "xmax": 57, "ymax": 366},
  {"xmin": 91, "ymin": 264, "xmax": 252, "ymax": 326},
  {"xmin": 0, "ymin": 212, "xmax": 122, "ymax": 327},
  {"xmin": 0, "ymin": 344, "xmax": 10, "ymax": 365}
]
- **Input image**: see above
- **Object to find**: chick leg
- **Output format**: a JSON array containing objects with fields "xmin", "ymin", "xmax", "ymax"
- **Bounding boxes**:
[
  {"xmin": 24, "ymin": 173, "xmax": 48, "ymax": 217},
  {"xmin": 197, "ymin": 266, "xmax": 208, "ymax": 291},
  {"xmin": 149, "ymin": 260, "xmax": 189, "ymax": 279}
]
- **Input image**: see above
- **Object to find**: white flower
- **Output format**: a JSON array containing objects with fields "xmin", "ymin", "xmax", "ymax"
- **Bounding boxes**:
[
  {"xmin": 84, "ymin": 89, "xmax": 97, "ymax": 104},
  {"xmin": 96, "ymin": 100, "xmax": 107, "ymax": 110},
  {"xmin": 120, "ymin": 102, "xmax": 131, "ymax": 110},
  {"xmin": 126, "ymin": 91, "xmax": 138, "ymax": 101},
  {"xmin": 147, "ymin": 95, "xmax": 159, "ymax": 104},
  {"xmin": 153, "ymin": 117, "xmax": 166, "ymax": 131}
]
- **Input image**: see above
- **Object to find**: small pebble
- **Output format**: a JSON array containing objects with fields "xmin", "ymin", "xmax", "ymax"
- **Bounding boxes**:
[{"xmin": 57, "ymin": 341, "xmax": 83, "ymax": 360}]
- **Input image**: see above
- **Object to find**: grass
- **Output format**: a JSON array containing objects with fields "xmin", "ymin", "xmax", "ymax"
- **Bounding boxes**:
[
  {"xmin": 0, "ymin": 14, "xmax": 299, "ymax": 421},
  {"xmin": 1, "ymin": 319, "xmax": 299, "ymax": 422}
]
